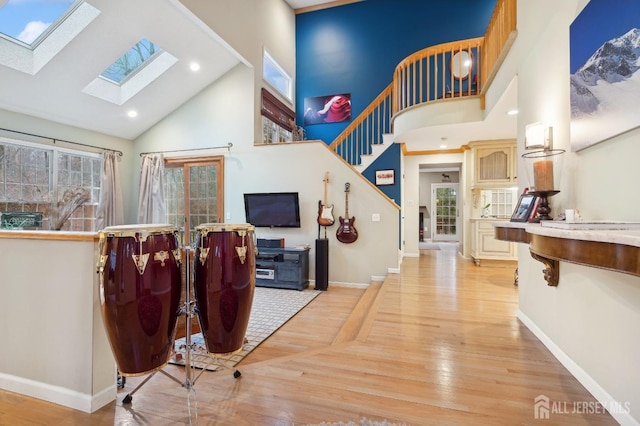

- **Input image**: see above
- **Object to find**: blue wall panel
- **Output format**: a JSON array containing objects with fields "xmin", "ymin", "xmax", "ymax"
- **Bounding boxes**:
[{"xmin": 296, "ymin": 0, "xmax": 497, "ymax": 144}]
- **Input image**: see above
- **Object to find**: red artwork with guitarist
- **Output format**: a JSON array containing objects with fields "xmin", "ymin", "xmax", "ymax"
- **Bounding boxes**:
[
  {"xmin": 336, "ymin": 182, "xmax": 358, "ymax": 243},
  {"xmin": 318, "ymin": 171, "xmax": 334, "ymax": 227}
]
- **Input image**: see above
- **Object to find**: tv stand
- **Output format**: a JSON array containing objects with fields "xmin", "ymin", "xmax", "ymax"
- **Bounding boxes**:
[{"xmin": 255, "ymin": 247, "xmax": 310, "ymax": 291}]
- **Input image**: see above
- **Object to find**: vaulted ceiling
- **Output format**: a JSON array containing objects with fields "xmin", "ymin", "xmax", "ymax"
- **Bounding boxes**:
[{"xmin": 0, "ymin": 0, "xmax": 516, "ymax": 151}]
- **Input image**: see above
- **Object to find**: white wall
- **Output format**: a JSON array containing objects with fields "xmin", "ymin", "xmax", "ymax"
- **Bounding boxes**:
[
  {"xmin": 0, "ymin": 234, "xmax": 115, "ymax": 413},
  {"xmin": 512, "ymin": 0, "xmax": 640, "ymax": 424},
  {"xmin": 179, "ymin": 0, "xmax": 296, "ymax": 145},
  {"xmin": 403, "ymin": 152, "xmax": 465, "ymax": 256},
  {"xmin": 134, "ymin": 64, "xmax": 399, "ymax": 285}
]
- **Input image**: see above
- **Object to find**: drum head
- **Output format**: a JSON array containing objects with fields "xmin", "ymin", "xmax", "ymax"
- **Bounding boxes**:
[
  {"xmin": 195, "ymin": 223, "xmax": 255, "ymax": 234},
  {"xmin": 100, "ymin": 224, "xmax": 178, "ymax": 238}
]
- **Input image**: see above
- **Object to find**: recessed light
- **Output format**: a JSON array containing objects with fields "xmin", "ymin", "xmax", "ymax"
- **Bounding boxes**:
[
  {"xmin": 127, "ymin": 110, "xmax": 138, "ymax": 118},
  {"xmin": 507, "ymin": 109, "xmax": 518, "ymax": 116},
  {"xmin": 440, "ymin": 144, "xmax": 448, "ymax": 149},
  {"xmin": 190, "ymin": 62, "xmax": 201, "ymax": 72}
]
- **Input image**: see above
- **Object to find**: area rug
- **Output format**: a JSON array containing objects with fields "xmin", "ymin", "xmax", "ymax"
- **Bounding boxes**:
[{"xmin": 170, "ymin": 286, "xmax": 320, "ymax": 371}]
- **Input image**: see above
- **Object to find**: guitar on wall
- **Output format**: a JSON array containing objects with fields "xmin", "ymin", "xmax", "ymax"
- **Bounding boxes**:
[
  {"xmin": 336, "ymin": 182, "xmax": 358, "ymax": 244},
  {"xmin": 317, "ymin": 171, "xmax": 335, "ymax": 227}
]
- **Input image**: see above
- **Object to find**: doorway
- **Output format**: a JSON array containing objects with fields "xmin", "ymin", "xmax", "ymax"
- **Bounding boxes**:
[{"xmin": 431, "ymin": 183, "xmax": 459, "ymax": 241}]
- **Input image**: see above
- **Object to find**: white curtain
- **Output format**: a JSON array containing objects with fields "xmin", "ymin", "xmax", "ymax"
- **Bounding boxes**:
[
  {"xmin": 96, "ymin": 151, "xmax": 124, "ymax": 230},
  {"xmin": 137, "ymin": 153, "xmax": 167, "ymax": 224}
]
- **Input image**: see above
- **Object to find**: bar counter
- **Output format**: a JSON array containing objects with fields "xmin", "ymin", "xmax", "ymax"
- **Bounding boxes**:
[{"xmin": 0, "ymin": 230, "xmax": 115, "ymax": 413}]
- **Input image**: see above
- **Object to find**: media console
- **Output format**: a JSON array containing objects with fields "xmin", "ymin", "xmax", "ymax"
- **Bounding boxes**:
[{"xmin": 255, "ymin": 247, "xmax": 310, "ymax": 290}]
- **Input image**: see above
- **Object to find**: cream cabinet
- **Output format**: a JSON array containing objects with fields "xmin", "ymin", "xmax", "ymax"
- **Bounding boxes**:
[
  {"xmin": 470, "ymin": 219, "xmax": 516, "ymax": 266},
  {"xmin": 470, "ymin": 140, "xmax": 517, "ymax": 186}
]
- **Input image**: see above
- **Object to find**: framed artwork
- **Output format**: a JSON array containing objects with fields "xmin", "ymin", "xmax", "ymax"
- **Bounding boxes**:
[
  {"xmin": 375, "ymin": 169, "xmax": 395, "ymax": 186},
  {"xmin": 570, "ymin": 0, "xmax": 640, "ymax": 151},
  {"xmin": 303, "ymin": 93, "xmax": 351, "ymax": 125},
  {"xmin": 511, "ymin": 193, "xmax": 537, "ymax": 222}
]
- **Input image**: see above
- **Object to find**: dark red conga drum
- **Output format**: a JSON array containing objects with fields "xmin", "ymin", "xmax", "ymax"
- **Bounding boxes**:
[
  {"xmin": 194, "ymin": 223, "xmax": 256, "ymax": 355},
  {"xmin": 97, "ymin": 224, "xmax": 182, "ymax": 376}
]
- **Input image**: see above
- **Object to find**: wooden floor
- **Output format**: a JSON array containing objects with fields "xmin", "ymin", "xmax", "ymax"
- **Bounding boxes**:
[{"xmin": 0, "ymin": 247, "xmax": 618, "ymax": 425}]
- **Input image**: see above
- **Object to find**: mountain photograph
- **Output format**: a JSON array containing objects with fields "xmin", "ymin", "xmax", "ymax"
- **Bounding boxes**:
[{"xmin": 570, "ymin": 0, "xmax": 640, "ymax": 151}]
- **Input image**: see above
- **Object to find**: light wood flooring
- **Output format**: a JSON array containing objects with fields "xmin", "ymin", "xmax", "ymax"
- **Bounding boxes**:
[{"xmin": 0, "ymin": 247, "xmax": 618, "ymax": 425}]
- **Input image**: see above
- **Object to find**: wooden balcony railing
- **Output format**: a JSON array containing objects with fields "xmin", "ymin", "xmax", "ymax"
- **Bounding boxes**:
[
  {"xmin": 481, "ymin": 0, "xmax": 518, "ymax": 88},
  {"xmin": 393, "ymin": 37, "xmax": 484, "ymax": 114},
  {"xmin": 328, "ymin": 0, "xmax": 517, "ymax": 167}
]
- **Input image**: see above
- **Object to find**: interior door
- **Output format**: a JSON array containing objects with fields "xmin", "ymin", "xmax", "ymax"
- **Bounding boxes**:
[{"xmin": 431, "ymin": 183, "xmax": 459, "ymax": 241}]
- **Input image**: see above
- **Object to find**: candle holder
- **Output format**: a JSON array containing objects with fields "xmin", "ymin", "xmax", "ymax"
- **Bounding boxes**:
[{"xmin": 522, "ymin": 149, "xmax": 565, "ymax": 222}]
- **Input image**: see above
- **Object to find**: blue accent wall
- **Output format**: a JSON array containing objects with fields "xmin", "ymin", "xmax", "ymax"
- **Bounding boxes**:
[
  {"xmin": 295, "ymin": 0, "xmax": 497, "ymax": 144},
  {"xmin": 362, "ymin": 143, "xmax": 401, "ymax": 202}
]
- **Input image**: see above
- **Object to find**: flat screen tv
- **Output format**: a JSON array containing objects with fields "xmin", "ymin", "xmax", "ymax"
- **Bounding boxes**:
[{"xmin": 243, "ymin": 192, "xmax": 301, "ymax": 228}]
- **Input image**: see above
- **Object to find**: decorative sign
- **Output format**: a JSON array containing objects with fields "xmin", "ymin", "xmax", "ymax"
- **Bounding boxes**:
[{"xmin": 1, "ymin": 212, "xmax": 43, "ymax": 229}]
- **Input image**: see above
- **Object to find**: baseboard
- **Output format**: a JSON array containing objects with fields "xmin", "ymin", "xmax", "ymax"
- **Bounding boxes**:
[
  {"xmin": 328, "ymin": 281, "xmax": 369, "ymax": 288},
  {"xmin": 0, "ymin": 372, "xmax": 116, "ymax": 413},
  {"xmin": 517, "ymin": 309, "xmax": 639, "ymax": 426}
]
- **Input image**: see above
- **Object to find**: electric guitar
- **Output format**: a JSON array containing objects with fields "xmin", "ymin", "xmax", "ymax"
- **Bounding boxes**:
[
  {"xmin": 317, "ymin": 171, "xmax": 335, "ymax": 226},
  {"xmin": 336, "ymin": 182, "xmax": 358, "ymax": 243}
]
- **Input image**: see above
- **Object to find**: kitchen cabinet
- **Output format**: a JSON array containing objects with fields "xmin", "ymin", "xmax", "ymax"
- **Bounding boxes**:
[
  {"xmin": 470, "ymin": 140, "xmax": 517, "ymax": 187},
  {"xmin": 470, "ymin": 219, "xmax": 516, "ymax": 266}
]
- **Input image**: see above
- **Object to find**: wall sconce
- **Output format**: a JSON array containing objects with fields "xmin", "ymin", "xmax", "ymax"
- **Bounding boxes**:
[{"xmin": 525, "ymin": 122, "xmax": 553, "ymax": 150}]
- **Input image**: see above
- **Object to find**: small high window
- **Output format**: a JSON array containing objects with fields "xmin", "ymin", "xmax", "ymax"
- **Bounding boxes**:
[{"xmin": 263, "ymin": 50, "xmax": 292, "ymax": 101}]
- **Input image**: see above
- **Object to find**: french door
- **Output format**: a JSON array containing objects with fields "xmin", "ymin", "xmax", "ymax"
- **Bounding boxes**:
[
  {"xmin": 431, "ymin": 183, "xmax": 459, "ymax": 241},
  {"xmin": 164, "ymin": 156, "xmax": 224, "ymax": 245}
]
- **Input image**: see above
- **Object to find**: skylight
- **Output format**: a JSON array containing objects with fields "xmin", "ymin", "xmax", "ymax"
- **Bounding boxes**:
[
  {"xmin": 100, "ymin": 38, "xmax": 161, "ymax": 84},
  {"xmin": 0, "ymin": 0, "xmax": 78, "ymax": 47},
  {"xmin": 83, "ymin": 38, "xmax": 177, "ymax": 105}
]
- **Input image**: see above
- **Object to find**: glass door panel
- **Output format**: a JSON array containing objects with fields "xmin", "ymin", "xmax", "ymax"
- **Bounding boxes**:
[{"xmin": 431, "ymin": 183, "xmax": 459, "ymax": 241}]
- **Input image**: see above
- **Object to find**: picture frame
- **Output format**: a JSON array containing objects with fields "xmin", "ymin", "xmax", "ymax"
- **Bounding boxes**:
[
  {"xmin": 511, "ymin": 193, "xmax": 537, "ymax": 222},
  {"xmin": 375, "ymin": 169, "xmax": 395, "ymax": 186}
]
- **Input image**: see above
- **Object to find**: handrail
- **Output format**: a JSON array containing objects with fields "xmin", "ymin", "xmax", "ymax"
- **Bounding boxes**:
[
  {"xmin": 392, "ymin": 37, "xmax": 484, "ymax": 114},
  {"xmin": 480, "ymin": 0, "xmax": 517, "ymax": 89},
  {"xmin": 328, "ymin": 83, "xmax": 393, "ymax": 165},
  {"xmin": 327, "ymin": 0, "xmax": 517, "ymax": 167}
]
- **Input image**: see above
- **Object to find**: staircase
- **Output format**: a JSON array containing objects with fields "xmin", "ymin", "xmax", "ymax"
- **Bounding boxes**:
[
  {"xmin": 326, "ymin": 0, "xmax": 516, "ymax": 173},
  {"xmin": 353, "ymin": 133, "xmax": 394, "ymax": 173}
]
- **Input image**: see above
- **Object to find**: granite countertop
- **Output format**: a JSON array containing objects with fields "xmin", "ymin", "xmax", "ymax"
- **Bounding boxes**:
[{"xmin": 492, "ymin": 221, "xmax": 640, "ymax": 248}]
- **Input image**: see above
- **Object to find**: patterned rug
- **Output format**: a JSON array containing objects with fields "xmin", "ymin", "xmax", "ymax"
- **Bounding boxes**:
[{"xmin": 170, "ymin": 286, "xmax": 320, "ymax": 371}]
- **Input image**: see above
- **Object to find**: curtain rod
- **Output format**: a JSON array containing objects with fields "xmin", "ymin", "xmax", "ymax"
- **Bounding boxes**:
[
  {"xmin": 0, "ymin": 127, "xmax": 124, "ymax": 156},
  {"xmin": 139, "ymin": 143, "xmax": 233, "ymax": 157}
]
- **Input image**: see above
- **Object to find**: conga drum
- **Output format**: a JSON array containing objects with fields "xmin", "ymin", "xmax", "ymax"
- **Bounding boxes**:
[
  {"xmin": 193, "ymin": 223, "xmax": 256, "ymax": 355},
  {"xmin": 97, "ymin": 224, "xmax": 182, "ymax": 376}
]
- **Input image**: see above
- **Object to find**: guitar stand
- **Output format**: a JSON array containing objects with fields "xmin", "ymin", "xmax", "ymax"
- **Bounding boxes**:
[{"xmin": 120, "ymin": 247, "xmax": 242, "ymax": 405}]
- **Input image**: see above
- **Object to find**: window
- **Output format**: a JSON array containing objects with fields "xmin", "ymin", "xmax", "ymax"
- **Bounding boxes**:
[
  {"xmin": 480, "ymin": 188, "xmax": 516, "ymax": 218},
  {"xmin": 0, "ymin": 0, "xmax": 78, "ymax": 47},
  {"xmin": 263, "ymin": 50, "xmax": 292, "ymax": 101},
  {"xmin": 0, "ymin": 138, "xmax": 101, "ymax": 231},
  {"xmin": 83, "ymin": 38, "xmax": 178, "ymax": 105},
  {"xmin": 0, "ymin": 1, "xmax": 99, "ymax": 75},
  {"xmin": 100, "ymin": 38, "xmax": 162, "ymax": 84},
  {"xmin": 164, "ymin": 156, "xmax": 224, "ymax": 245}
]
